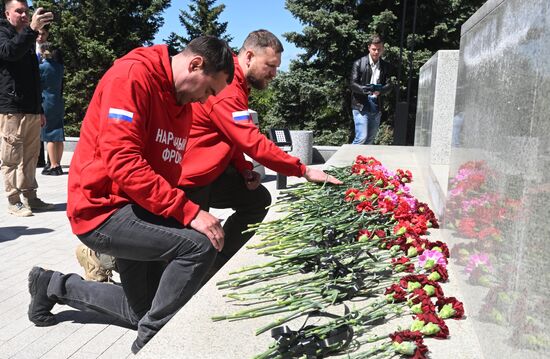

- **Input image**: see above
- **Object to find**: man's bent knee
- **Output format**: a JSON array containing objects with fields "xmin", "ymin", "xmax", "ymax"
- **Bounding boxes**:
[
  {"xmin": 180, "ymin": 231, "xmax": 217, "ymax": 263},
  {"xmin": 256, "ymin": 185, "xmax": 272, "ymax": 214}
]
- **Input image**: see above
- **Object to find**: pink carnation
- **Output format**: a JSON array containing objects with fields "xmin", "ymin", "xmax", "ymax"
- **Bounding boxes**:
[{"xmin": 418, "ymin": 250, "xmax": 447, "ymax": 269}]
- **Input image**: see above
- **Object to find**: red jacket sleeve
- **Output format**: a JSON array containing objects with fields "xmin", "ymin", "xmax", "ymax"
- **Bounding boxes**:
[
  {"xmin": 208, "ymin": 96, "xmax": 307, "ymax": 177},
  {"xmin": 230, "ymin": 149, "xmax": 254, "ymax": 173},
  {"xmin": 96, "ymin": 70, "xmax": 199, "ymax": 225}
]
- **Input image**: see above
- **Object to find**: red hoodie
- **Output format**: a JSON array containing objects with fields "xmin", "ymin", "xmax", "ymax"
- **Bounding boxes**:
[
  {"xmin": 179, "ymin": 55, "xmax": 306, "ymax": 187},
  {"xmin": 67, "ymin": 45, "xmax": 200, "ymax": 235}
]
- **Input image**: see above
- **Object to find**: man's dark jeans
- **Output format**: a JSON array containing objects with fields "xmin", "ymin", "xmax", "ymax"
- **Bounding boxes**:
[
  {"xmin": 184, "ymin": 166, "xmax": 272, "ymax": 271},
  {"xmin": 47, "ymin": 204, "xmax": 217, "ymax": 351}
]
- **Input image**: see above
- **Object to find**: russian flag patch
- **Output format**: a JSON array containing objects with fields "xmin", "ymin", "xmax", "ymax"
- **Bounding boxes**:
[
  {"xmin": 108, "ymin": 108, "xmax": 134, "ymax": 122},
  {"xmin": 232, "ymin": 110, "xmax": 250, "ymax": 121}
]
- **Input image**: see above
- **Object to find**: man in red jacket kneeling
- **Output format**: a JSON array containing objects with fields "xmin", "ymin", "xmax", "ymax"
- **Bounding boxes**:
[
  {"xmin": 180, "ymin": 30, "xmax": 342, "ymax": 275},
  {"xmin": 27, "ymin": 36, "xmax": 234, "ymax": 354}
]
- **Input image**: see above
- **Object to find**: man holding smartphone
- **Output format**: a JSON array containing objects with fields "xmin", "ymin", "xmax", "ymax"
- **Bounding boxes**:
[{"xmin": 0, "ymin": 1, "xmax": 54, "ymax": 216}]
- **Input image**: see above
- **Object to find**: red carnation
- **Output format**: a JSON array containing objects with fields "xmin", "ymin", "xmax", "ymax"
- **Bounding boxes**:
[
  {"xmin": 344, "ymin": 188, "xmax": 359, "ymax": 202},
  {"xmin": 391, "ymin": 256, "xmax": 415, "ymax": 273},
  {"xmin": 400, "ymin": 274, "xmax": 429, "ymax": 288},
  {"xmin": 356, "ymin": 229, "xmax": 370, "ymax": 242},
  {"xmin": 392, "ymin": 256, "xmax": 411, "ymax": 265},
  {"xmin": 424, "ymin": 280, "xmax": 445, "ymax": 299},
  {"xmin": 436, "ymin": 297, "xmax": 465, "ymax": 319},
  {"xmin": 412, "ymin": 339, "xmax": 429, "ymax": 359},
  {"xmin": 416, "ymin": 202, "xmax": 439, "ymax": 228},
  {"xmin": 396, "ymin": 169, "xmax": 413, "ymax": 183},
  {"xmin": 355, "ymin": 155, "xmax": 381, "ymax": 166},
  {"xmin": 394, "ymin": 200, "xmax": 414, "ymax": 221},
  {"xmin": 390, "ymin": 330, "xmax": 428, "ymax": 359},
  {"xmin": 403, "ymin": 236, "xmax": 428, "ymax": 255},
  {"xmin": 409, "ymin": 288, "xmax": 430, "ymax": 304},
  {"xmin": 351, "ymin": 163, "xmax": 368, "ymax": 175},
  {"xmin": 379, "ymin": 198, "xmax": 397, "ymax": 213},
  {"xmin": 415, "ymin": 313, "xmax": 450, "ymax": 339},
  {"xmin": 356, "ymin": 200, "xmax": 374, "ymax": 213},
  {"xmin": 409, "ymin": 294, "xmax": 436, "ymax": 315},
  {"xmin": 431, "ymin": 264, "xmax": 449, "ymax": 282},
  {"xmin": 390, "ymin": 330, "xmax": 423, "ymax": 343},
  {"xmin": 410, "ymin": 215, "xmax": 429, "ymax": 236},
  {"xmin": 385, "ymin": 284, "xmax": 407, "ymax": 302}
]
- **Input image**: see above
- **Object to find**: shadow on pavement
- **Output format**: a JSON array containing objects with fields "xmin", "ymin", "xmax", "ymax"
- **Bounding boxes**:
[
  {"xmin": 55, "ymin": 309, "xmax": 137, "ymax": 330},
  {"xmin": 0, "ymin": 226, "xmax": 55, "ymax": 242},
  {"xmin": 33, "ymin": 203, "xmax": 67, "ymax": 212}
]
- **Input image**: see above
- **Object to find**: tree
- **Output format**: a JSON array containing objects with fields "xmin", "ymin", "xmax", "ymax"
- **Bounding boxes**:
[
  {"xmin": 165, "ymin": 0, "xmax": 233, "ymax": 55},
  {"xmin": 258, "ymin": 0, "xmax": 484, "ymax": 145},
  {"xmin": 33, "ymin": 0, "xmax": 170, "ymax": 135}
]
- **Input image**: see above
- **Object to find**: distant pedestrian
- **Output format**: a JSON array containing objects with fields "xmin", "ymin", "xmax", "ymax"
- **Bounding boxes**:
[
  {"xmin": 0, "ymin": 1, "xmax": 54, "ymax": 216},
  {"xmin": 350, "ymin": 34, "xmax": 394, "ymax": 145},
  {"xmin": 35, "ymin": 26, "xmax": 48, "ymax": 60},
  {"xmin": 39, "ymin": 43, "xmax": 64, "ymax": 176}
]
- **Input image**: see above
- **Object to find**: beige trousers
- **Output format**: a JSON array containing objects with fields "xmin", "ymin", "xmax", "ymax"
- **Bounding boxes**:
[{"xmin": 0, "ymin": 113, "xmax": 40, "ymax": 204}]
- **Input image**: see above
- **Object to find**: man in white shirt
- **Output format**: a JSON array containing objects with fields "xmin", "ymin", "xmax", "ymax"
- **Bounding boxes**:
[{"xmin": 349, "ymin": 35, "xmax": 394, "ymax": 144}]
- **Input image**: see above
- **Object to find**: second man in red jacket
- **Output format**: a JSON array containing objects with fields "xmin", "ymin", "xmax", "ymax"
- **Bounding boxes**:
[{"xmin": 180, "ymin": 29, "xmax": 342, "ymax": 274}]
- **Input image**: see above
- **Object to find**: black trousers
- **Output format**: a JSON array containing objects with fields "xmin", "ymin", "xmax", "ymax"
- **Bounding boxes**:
[
  {"xmin": 48, "ymin": 204, "xmax": 217, "ymax": 350},
  {"xmin": 184, "ymin": 166, "xmax": 272, "ymax": 269}
]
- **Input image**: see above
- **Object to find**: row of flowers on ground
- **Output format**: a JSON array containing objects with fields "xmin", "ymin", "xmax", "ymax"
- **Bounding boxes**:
[{"xmin": 214, "ymin": 155, "xmax": 465, "ymax": 358}]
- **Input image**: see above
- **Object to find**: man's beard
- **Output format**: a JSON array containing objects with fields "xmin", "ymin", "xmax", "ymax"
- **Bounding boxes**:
[{"xmin": 247, "ymin": 73, "xmax": 268, "ymax": 90}]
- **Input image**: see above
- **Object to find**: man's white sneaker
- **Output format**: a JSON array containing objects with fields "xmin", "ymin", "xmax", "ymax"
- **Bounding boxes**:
[{"xmin": 7, "ymin": 202, "xmax": 33, "ymax": 217}]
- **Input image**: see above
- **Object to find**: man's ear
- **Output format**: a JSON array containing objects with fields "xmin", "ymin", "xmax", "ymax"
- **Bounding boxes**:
[
  {"xmin": 245, "ymin": 50, "xmax": 254, "ymax": 67},
  {"xmin": 188, "ymin": 56, "xmax": 204, "ymax": 72}
]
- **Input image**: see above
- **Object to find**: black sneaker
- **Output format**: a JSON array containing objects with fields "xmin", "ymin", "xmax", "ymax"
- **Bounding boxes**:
[
  {"xmin": 28, "ymin": 267, "xmax": 57, "ymax": 326},
  {"xmin": 41, "ymin": 164, "xmax": 51, "ymax": 175},
  {"xmin": 42, "ymin": 166, "xmax": 63, "ymax": 176}
]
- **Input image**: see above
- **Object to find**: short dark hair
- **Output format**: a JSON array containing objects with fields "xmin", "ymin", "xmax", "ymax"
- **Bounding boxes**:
[
  {"xmin": 239, "ymin": 29, "xmax": 284, "ymax": 54},
  {"xmin": 4, "ymin": 0, "xmax": 27, "ymax": 6},
  {"xmin": 369, "ymin": 34, "xmax": 384, "ymax": 46},
  {"xmin": 183, "ymin": 36, "xmax": 234, "ymax": 84},
  {"xmin": 3, "ymin": 0, "xmax": 27, "ymax": 13}
]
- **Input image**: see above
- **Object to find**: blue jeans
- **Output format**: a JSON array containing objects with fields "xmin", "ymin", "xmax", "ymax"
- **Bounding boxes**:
[
  {"xmin": 352, "ymin": 99, "xmax": 381, "ymax": 144},
  {"xmin": 46, "ymin": 204, "xmax": 217, "ymax": 352}
]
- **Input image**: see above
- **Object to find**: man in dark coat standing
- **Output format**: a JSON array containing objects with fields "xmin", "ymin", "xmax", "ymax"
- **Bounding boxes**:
[
  {"xmin": 0, "ymin": 0, "xmax": 54, "ymax": 216},
  {"xmin": 349, "ymin": 34, "xmax": 394, "ymax": 145}
]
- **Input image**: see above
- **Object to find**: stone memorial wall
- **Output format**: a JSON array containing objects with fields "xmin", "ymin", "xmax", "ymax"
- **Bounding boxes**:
[
  {"xmin": 415, "ymin": 50, "xmax": 460, "ymax": 221},
  {"xmin": 414, "ymin": 50, "xmax": 459, "ymax": 167},
  {"xmin": 444, "ymin": 0, "xmax": 550, "ymax": 357}
]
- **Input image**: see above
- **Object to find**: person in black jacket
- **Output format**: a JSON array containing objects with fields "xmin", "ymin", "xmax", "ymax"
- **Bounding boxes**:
[
  {"xmin": 349, "ymin": 35, "xmax": 393, "ymax": 145},
  {"xmin": 0, "ymin": 0, "xmax": 54, "ymax": 216}
]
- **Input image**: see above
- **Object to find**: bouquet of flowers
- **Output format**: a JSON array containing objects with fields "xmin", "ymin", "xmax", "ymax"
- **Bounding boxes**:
[{"xmin": 214, "ymin": 155, "xmax": 464, "ymax": 358}]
